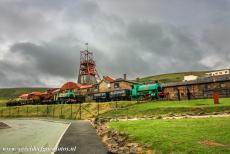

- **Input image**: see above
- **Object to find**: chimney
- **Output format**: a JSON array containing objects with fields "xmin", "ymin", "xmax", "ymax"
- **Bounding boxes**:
[{"xmin": 123, "ymin": 74, "xmax": 127, "ymax": 80}]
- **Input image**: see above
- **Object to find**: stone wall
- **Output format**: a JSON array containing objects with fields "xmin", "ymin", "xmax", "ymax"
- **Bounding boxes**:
[
  {"xmin": 163, "ymin": 80, "xmax": 230, "ymax": 100},
  {"xmin": 91, "ymin": 118, "xmax": 154, "ymax": 154}
]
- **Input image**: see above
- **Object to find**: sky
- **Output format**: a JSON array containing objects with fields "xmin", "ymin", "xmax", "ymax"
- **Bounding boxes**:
[{"xmin": 0, "ymin": 0, "xmax": 229, "ymax": 88}]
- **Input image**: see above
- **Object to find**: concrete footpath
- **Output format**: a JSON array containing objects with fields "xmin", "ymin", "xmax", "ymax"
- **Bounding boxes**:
[{"xmin": 55, "ymin": 121, "xmax": 108, "ymax": 154}]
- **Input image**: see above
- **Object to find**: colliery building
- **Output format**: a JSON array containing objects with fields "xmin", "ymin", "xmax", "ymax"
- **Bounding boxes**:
[
  {"xmin": 96, "ymin": 75, "xmax": 135, "ymax": 93},
  {"xmin": 162, "ymin": 74, "xmax": 230, "ymax": 100}
]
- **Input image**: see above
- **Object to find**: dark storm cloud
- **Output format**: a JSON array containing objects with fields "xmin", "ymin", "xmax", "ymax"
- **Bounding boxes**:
[
  {"xmin": 200, "ymin": 22, "xmax": 230, "ymax": 68},
  {"xmin": 95, "ymin": 21, "xmax": 208, "ymax": 78},
  {"xmin": 0, "ymin": 0, "xmax": 229, "ymax": 87},
  {"xmin": 0, "ymin": 59, "xmax": 45, "ymax": 87},
  {"xmin": 10, "ymin": 41, "xmax": 80, "ymax": 78},
  {"xmin": 0, "ymin": 38, "xmax": 84, "ymax": 87}
]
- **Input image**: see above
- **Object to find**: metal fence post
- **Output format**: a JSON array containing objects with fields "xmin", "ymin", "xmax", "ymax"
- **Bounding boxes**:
[
  {"xmin": 70, "ymin": 104, "xmax": 72, "ymax": 119},
  {"xmin": 126, "ymin": 107, "xmax": 128, "ymax": 120},
  {"xmin": 37, "ymin": 104, "xmax": 38, "ymax": 116},
  {"xmin": 97, "ymin": 101, "xmax": 99, "ymax": 116},
  {"xmin": 46, "ymin": 105, "xmax": 48, "ymax": 117},
  {"xmin": 79, "ymin": 103, "xmax": 82, "ymax": 120},
  {"xmin": 26, "ymin": 106, "xmax": 28, "ymax": 117},
  {"xmin": 60, "ymin": 105, "xmax": 63, "ymax": 118},
  {"xmin": 53, "ymin": 105, "xmax": 55, "ymax": 118},
  {"xmin": 17, "ymin": 106, "xmax": 19, "ymax": 117},
  {"xmin": 115, "ymin": 101, "xmax": 118, "ymax": 122},
  {"xmin": 9, "ymin": 107, "xmax": 11, "ymax": 117}
]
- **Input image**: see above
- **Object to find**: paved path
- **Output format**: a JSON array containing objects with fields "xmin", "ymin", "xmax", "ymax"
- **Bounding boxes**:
[{"xmin": 55, "ymin": 121, "xmax": 108, "ymax": 154}]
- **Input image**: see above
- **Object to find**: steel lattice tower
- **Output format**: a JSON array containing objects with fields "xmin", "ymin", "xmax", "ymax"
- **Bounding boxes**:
[{"xmin": 77, "ymin": 47, "xmax": 101, "ymax": 85}]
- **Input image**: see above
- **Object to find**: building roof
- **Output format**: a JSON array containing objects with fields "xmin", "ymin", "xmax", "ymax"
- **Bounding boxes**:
[
  {"xmin": 61, "ymin": 82, "xmax": 81, "ymax": 90},
  {"xmin": 80, "ymin": 84, "xmax": 93, "ymax": 89},
  {"xmin": 52, "ymin": 89, "xmax": 60, "ymax": 94},
  {"xmin": 111, "ymin": 78, "xmax": 137, "ymax": 84},
  {"xmin": 103, "ymin": 76, "xmax": 114, "ymax": 82},
  {"xmin": 60, "ymin": 81, "xmax": 94, "ymax": 90},
  {"xmin": 97, "ymin": 76, "xmax": 114, "ymax": 85},
  {"xmin": 19, "ymin": 93, "xmax": 29, "ymax": 99},
  {"xmin": 30, "ymin": 92, "xmax": 43, "ymax": 96}
]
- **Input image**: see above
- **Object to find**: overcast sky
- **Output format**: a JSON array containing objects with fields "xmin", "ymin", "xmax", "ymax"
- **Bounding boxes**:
[{"xmin": 0, "ymin": 0, "xmax": 229, "ymax": 88}]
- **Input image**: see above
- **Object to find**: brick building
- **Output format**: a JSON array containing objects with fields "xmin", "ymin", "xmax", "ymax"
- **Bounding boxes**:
[{"xmin": 97, "ymin": 75, "xmax": 135, "ymax": 92}]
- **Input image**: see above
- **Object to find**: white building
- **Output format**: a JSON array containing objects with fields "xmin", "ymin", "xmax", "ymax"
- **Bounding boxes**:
[
  {"xmin": 183, "ymin": 75, "xmax": 198, "ymax": 81},
  {"xmin": 206, "ymin": 69, "xmax": 230, "ymax": 76}
]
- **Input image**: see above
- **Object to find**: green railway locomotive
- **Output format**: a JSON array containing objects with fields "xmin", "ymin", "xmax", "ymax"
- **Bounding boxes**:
[
  {"xmin": 55, "ymin": 90, "xmax": 85, "ymax": 104},
  {"xmin": 131, "ymin": 82, "xmax": 163, "ymax": 100}
]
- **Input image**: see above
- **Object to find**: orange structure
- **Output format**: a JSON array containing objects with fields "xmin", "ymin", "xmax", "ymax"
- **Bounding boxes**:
[
  {"xmin": 61, "ymin": 82, "xmax": 81, "ymax": 91},
  {"xmin": 19, "ymin": 94, "xmax": 29, "ymax": 100},
  {"xmin": 77, "ymin": 46, "xmax": 101, "ymax": 85},
  {"xmin": 213, "ymin": 91, "xmax": 219, "ymax": 104}
]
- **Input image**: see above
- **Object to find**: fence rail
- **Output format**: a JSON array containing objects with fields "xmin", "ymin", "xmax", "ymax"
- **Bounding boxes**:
[{"xmin": 0, "ymin": 101, "xmax": 135, "ymax": 120}]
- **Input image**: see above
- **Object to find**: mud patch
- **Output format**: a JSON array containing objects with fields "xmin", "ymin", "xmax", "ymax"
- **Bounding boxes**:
[
  {"xmin": 199, "ymin": 140, "xmax": 227, "ymax": 147},
  {"xmin": 0, "ymin": 122, "xmax": 11, "ymax": 129}
]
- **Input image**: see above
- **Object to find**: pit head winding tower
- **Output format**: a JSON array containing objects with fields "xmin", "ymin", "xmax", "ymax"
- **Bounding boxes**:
[{"xmin": 77, "ymin": 47, "xmax": 101, "ymax": 85}]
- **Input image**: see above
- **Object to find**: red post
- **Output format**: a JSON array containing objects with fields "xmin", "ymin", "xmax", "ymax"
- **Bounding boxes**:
[{"xmin": 213, "ymin": 92, "xmax": 219, "ymax": 104}]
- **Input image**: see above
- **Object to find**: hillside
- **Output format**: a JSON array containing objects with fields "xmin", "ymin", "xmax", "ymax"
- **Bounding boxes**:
[
  {"xmin": 0, "ymin": 69, "xmax": 228, "ymax": 99},
  {"xmin": 138, "ymin": 71, "xmax": 209, "ymax": 83},
  {"xmin": 0, "ymin": 88, "xmax": 48, "ymax": 99}
]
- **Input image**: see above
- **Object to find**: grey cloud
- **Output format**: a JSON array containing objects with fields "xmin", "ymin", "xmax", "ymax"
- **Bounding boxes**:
[
  {"xmin": 0, "ymin": 0, "xmax": 229, "ymax": 87},
  {"xmin": 201, "ymin": 22, "xmax": 230, "ymax": 68},
  {"xmin": 96, "ymin": 21, "xmax": 208, "ymax": 78},
  {"xmin": 10, "ymin": 41, "xmax": 81, "ymax": 78},
  {"xmin": 0, "ymin": 60, "xmax": 45, "ymax": 88}
]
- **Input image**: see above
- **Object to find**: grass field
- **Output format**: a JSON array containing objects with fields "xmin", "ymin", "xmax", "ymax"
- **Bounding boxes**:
[
  {"xmin": 0, "ymin": 88, "xmax": 48, "ymax": 99},
  {"xmin": 101, "ymin": 98, "xmax": 230, "ymax": 118},
  {"xmin": 110, "ymin": 117, "xmax": 230, "ymax": 154},
  {"xmin": 0, "ymin": 99, "xmax": 7, "ymax": 107}
]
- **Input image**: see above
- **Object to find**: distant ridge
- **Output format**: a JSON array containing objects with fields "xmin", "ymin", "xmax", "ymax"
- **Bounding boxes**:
[
  {"xmin": 0, "ymin": 69, "xmax": 229, "ymax": 99},
  {"xmin": 138, "ymin": 69, "xmax": 229, "ymax": 83},
  {"xmin": 0, "ymin": 88, "xmax": 49, "ymax": 99}
]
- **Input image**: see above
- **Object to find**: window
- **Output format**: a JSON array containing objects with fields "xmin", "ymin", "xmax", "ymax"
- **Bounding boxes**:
[
  {"xmin": 204, "ymin": 84, "xmax": 208, "ymax": 90},
  {"xmin": 114, "ymin": 82, "xmax": 120, "ymax": 88},
  {"xmin": 220, "ymin": 83, "xmax": 226, "ymax": 88}
]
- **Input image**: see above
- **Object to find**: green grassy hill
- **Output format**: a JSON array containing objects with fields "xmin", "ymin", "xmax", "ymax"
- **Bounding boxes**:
[
  {"xmin": 0, "ymin": 88, "xmax": 49, "ymax": 99},
  {"xmin": 138, "ymin": 71, "xmax": 209, "ymax": 83}
]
